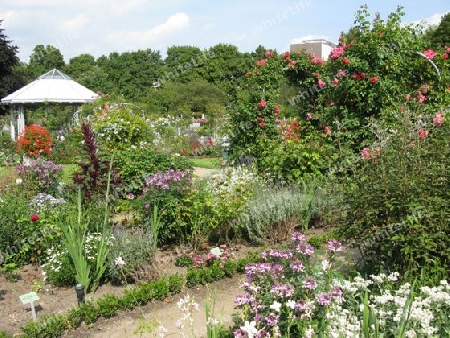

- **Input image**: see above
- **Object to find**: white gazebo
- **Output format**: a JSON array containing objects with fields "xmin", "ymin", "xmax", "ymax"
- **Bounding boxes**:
[{"xmin": 1, "ymin": 69, "xmax": 97, "ymax": 140}]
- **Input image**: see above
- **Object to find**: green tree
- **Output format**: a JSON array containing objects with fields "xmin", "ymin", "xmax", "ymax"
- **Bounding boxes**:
[
  {"xmin": 96, "ymin": 49, "xmax": 163, "ymax": 101},
  {"xmin": 64, "ymin": 53, "xmax": 96, "ymax": 81},
  {"xmin": 0, "ymin": 20, "xmax": 25, "ymax": 102},
  {"xmin": 429, "ymin": 12, "xmax": 450, "ymax": 47},
  {"xmin": 27, "ymin": 45, "xmax": 65, "ymax": 78},
  {"xmin": 160, "ymin": 45, "xmax": 207, "ymax": 84}
]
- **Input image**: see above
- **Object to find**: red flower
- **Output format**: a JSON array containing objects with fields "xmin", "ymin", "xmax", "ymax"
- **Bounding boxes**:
[
  {"xmin": 264, "ymin": 50, "xmax": 271, "ymax": 57},
  {"xmin": 311, "ymin": 56, "xmax": 323, "ymax": 64},
  {"xmin": 285, "ymin": 57, "xmax": 291, "ymax": 63},
  {"xmin": 258, "ymin": 100, "xmax": 267, "ymax": 108},
  {"xmin": 306, "ymin": 113, "xmax": 313, "ymax": 120},
  {"xmin": 352, "ymin": 73, "xmax": 360, "ymax": 80},
  {"xmin": 342, "ymin": 57, "xmax": 349, "ymax": 65},
  {"xmin": 423, "ymin": 49, "xmax": 437, "ymax": 60},
  {"xmin": 370, "ymin": 77, "xmax": 378, "ymax": 83},
  {"xmin": 31, "ymin": 214, "xmax": 39, "ymax": 222},
  {"xmin": 330, "ymin": 46, "xmax": 344, "ymax": 59},
  {"xmin": 323, "ymin": 124, "xmax": 332, "ymax": 136},
  {"xmin": 257, "ymin": 116, "xmax": 262, "ymax": 122},
  {"xmin": 259, "ymin": 122, "xmax": 266, "ymax": 128},
  {"xmin": 274, "ymin": 105, "xmax": 280, "ymax": 113},
  {"xmin": 443, "ymin": 53, "xmax": 449, "ymax": 59},
  {"xmin": 360, "ymin": 72, "xmax": 366, "ymax": 79},
  {"xmin": 417, "ymin": 90, "xmax": 426, "ymax": 103},
  {"xmin": 318, "ymin": 79, "xmax": 326, "ymax": 88},
  {"xmin": 332, "ymin": 78, "xmax": 339, "ymax": 86},
  {"xmin": 433, "ymin": 111, "xmax": 444, "ymax": 126},
  {"xmin": 405, "ymin": 94, "xmax": 411, "ymax": 101},
  {"xmin": 313, "ymin": 73, "xmax": 319, "ymax": 78},
  {"xmin": 418, "ymin": 129, "xmax": 428, "ymax": 139}
]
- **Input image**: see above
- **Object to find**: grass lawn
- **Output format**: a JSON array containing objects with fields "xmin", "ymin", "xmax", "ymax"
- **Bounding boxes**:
[
  {"xmin": 61, "ymin": 163, "xmax": 79, "ymax": 183},
  {"xmin": 189, "ymin": 157, "xmax": 222, "ymax": 169}
]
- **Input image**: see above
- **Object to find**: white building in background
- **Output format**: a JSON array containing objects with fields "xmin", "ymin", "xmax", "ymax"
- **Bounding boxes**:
[{"xmin": 290, "ymin": 39, "xmax": 336, "ymax": 60}]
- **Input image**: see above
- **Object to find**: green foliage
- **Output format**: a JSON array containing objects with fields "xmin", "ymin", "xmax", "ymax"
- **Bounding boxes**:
[
  {"xmin": 27, "ymin": 45, "xmax": 65, "ymax": 79},
  {"xmin": 0, "ymin": 133, "xmax": 20, "ymax": 165},
  {"xmin": 339, "ymin": 105, "xmax": 450, "ymax": 282},
  {"xmin": 97, "ymin": 293, "xmax": 120, "ymax": 318},
  {"xmin": 112, "ymin": 146, "xmax": 192, "ymax": 196},
  {"xmin": 1, "ymin": 262, "xmax": 19, "ymax": 282},
  {"xmin": 237, "ymin": 181, "xmax": 321, "ymax": 243},
  {"xmin": 175, "ymin": 254, "xmax": 193, "ymax": 267},
  {"xmin": 0, "ymin": 20, "xmax": 25, "ymax": 103},
  {"xmin": 428, "ymin": 12, "xmax": 450, "ymax": 47},
  {"xmin": 92, "ymin": 104, "xmax": 154, "ymax": 151},
  {"xmin": 107, "ymin": 228, "xmax": 157, "ymax": 284}
]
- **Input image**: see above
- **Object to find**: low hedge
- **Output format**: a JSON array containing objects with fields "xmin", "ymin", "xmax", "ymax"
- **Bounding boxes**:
[{"xmin": 18, "ymin": 251, "xmax": 260, "ymax": 337}]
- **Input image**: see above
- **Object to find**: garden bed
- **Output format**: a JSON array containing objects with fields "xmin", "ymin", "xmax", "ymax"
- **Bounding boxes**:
[{"xmin": 0, "ymin": 243, "xmax": 257, "ymax": 336}]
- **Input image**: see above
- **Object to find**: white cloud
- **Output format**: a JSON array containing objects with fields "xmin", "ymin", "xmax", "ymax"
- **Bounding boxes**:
[
  {"xmin": 290, "ymin": 34, "xmax": 334, "ymax": 45},
  {"xmin": 403, "ymin": 11, "xmax": 448, "ymax": 29},
  {"xmin": 60, "ymin": 13, "xmax": 89, "ymax": 32},
  {"xmin": 107, "ymin": 12, "xmax": 189, "ymax": 45}
]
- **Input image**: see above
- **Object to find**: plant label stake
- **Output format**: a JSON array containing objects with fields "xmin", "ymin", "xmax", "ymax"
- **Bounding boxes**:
[{"xmin": 19, "ymin": 292, "xmax": 40, "ymax": 321}]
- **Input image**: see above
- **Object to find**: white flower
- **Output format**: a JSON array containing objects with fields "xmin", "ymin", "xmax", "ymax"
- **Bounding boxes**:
[
  {"xmin": 16, "ymin": 178, "xmax": 23, "ymax": 184},
  {"xmin": 240, "ymin": 321, "xmax": 257, "ymax": 338},
  {"xmin": 175, "ymin": 319, "xmax": 184, "ymax": 329},
  {"xmin": 270, "ymin": 300, "xmax": 282, "ymax": 313},
  {"xmin": 207, "ymin": 316, "xmax": 219, "ymax": 326},
  {"xmin": 114, "ymin": 256, "xmax": 125, "ymax": 266},
  {"xmin": 286, "ymin": 299, "xmax": 296, "ymax": 309},
  {"xmin": 322, "ymin": 259, "xmax": 332, "ymax": 271}
]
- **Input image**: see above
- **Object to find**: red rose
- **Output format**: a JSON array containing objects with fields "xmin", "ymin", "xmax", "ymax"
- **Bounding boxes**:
[
  {"xmin": 342, "ymin": 57, "xmax": 349, "ymax": 65},
  {"xmin": 31, "ymin": 214, "xmax": 39, "ymax": 222},
  {"xmin": 370, "ymin": 77, "xmax": 378, "ymax": 83}
]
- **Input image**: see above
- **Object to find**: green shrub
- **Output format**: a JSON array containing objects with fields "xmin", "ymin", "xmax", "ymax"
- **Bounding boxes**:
[
  {"xmin": 107, "ymin": 228, "xmax": 157, "ymax": 284},
  {"xmin": 112, "ymin": 146, "xmax": 193, "ymax": 196},
  {"xmin": 77, "ymin": 300, "xmax": 98, "ymax": 325},
  {"xmin": 20, "ymin": 314, "xmax": 67, "ymax": 338},
  {"xmin": 237, "ymin": 181, "xmax": 318, "ymax": 243},
  {"xmin": 92, "ymin": 104, "xmax": 154, "ymax": 151},
  {"xmin": 339, "ymin": 106, "xmax": 450, "ymax": 282},
  {"xmin": 97, "ymin": 293, "xmax": 120, "ymax": 318}
]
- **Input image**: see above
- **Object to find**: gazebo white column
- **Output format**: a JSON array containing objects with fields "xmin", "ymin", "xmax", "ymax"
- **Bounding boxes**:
[
  {"xmin": 17, "ymin": 105, "xmax": 25, "ymax": 137},
  {"xmin": 10, "ymin": 106, "xmax": 16, "ymax": 141}
]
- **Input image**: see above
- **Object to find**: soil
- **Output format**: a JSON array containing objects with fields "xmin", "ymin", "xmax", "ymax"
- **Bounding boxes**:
[{"xmin": 0, "ymin": 243, "xmax": 257, "ymax": 337}]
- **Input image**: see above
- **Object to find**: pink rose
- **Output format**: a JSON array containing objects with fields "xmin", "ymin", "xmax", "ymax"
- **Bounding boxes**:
[
  {"xmin": 423, "ymin": 49, "xmax": 437, "ymax": 59},
  {"xmin": 258, "ymin": 100, "xmax": 267, "ymax": 108},
  {"xmin": 318, "ymin": 79, "xmax": 326, "ymax": 88}
]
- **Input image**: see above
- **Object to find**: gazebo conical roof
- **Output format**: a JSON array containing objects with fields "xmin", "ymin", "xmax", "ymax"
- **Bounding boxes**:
[{"xmin": 1, "ymin": 69, "xmax": 97, "ymax": 104}]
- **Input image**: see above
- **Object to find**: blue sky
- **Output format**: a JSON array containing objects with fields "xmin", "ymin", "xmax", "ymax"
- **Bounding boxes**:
[{"xmin": 1, "ymin": 0, "xmax": 448, "ymax": 62}]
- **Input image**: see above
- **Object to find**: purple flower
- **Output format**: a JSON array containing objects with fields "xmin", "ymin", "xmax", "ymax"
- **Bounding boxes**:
[
  {"xmin": 302, "ymin": 276, "xmax": 317, "ymax": 290},
  {"xmin": 331, "ymin": 287, "xmax": 344, "ymax": 298},
  {"xmin": 296, "ymin": 242, "xmax": 315, "ymax": 256},
  {"xmin": 317, "ymin": 292, "xmax": 332, "ymax": 306},
  {"xmin": 327, "ymin": 239, "xmax": 343, "ymax": 252},
  {"xmin": 235, "ymin": 294, "xmax": 254, "ymax": 306},
  {"xmin": 290, "ymin": 259, "xmax": 305, "ymax": 272},
  {"xmin": 233, "ymin": 329, "xmax": 246, "ymax": 338},
  {"xmin": 270, "ymin": 283, "xmax": 295, "ymax": 298},
  {"xmin": 291, "ymin": 231, "xmax": 306, "ymax": 242},
  {"xmin": 264, "ymin": 313, "xmax": 280, "ymax": 326}
]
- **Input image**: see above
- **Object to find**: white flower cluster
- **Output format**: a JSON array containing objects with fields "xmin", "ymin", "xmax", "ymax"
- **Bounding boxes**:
[
  {"xmin": 207, "ymin": 166, "xmax": 257, "ymax": 197},
  {"xmin": 42, "ymin": 233, "xmax": 113, "ymax": 275},
  {"xmin": 328, "ymin": 273, "xmax": 450, "ymax": 336},
  {"xmin": 28, "ymin": 193, "xmax": 66, "ymax": 213}
]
